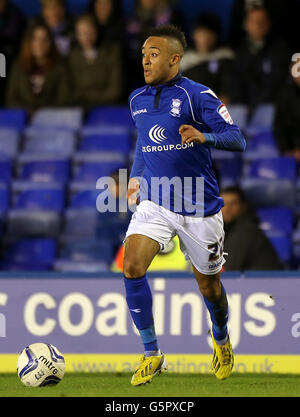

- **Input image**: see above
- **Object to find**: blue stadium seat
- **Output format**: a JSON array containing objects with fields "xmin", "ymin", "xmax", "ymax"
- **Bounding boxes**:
[
  {"xmin": 7, "ymin": 210, "xmax": 62, "ymax": 238},
  {"xmin": 80, "ymin": 127, "xmax": 132, "ymax": 154},
  {"xmin": 0, "ymin": 129, "xmax": 20, "ymax": 158},
  {"xmin": 30, "ymin": 108, "xmax": 83, "ymax": 131},
  {"xmin": 0, "ymin": 183, "xmax": 9, "ymax": 213},
  {"xmin": 62, "ymin": 208, "xmax": 100, "ymax": 239},
  {"xmin": 15, "ymin": 187, "xmax": 65, "ymax": 212},
  {"xmin": 74, "ymin": 161, "xmax": 125, "ymax": 182},
  {"xmin": 265, "ymin": 230, "xmax": 292, "ymax": 264},
  {"xmin": 69, "ymin": 190, "xmax": 100, "ymax": 209},
  {"xmin": 1, "ymin": 238, "xmax": 57, "ymax": 270},
  {"xmin": 257, "ymin": 207, "xmax": 294, "ymax": 234},
  {"xmin": 241, "ymin": 178, "xmax": 296, "ymax": 208},
  {"xmin": 246, "ymin": 104, "xmax": 275, "ymax": 136},
  {"xmin": 248, "ymin": 157, "xmax": 297, "ymax": 180},
  {"xmin": 0, "ymin": 156, "xmax": 12, "ymax": 183},
  {"xmin": 0, "ymin": 109, "xmax": 27, "ymax": 130},
  {"xmin": 23, "ymin": 127, "xmax": 76, "ymax": 156},
  {"xmin": 85, "ymin": 107, "xmax": 132, "ymax": 127},
  {"xmin": 226, "ymin": 104, "xmax": 248, "ymax": 132},
  {"xmin": 243, "ymin": 131, "xmax": 279, "ymax": 161},
  {"xmin": 19, "ymin": 158, "xmax": 70, "ymax": 184},
  {"xmin": 211, "ymin": 150, "xmax": 242, "ymax": 187},
  {"xmin": 59, "ymin": 239, "xmax": 114, "ymax": 263}
]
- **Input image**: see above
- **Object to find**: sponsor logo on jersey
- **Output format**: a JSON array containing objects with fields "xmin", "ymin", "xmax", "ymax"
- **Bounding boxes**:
[
  {"xmin": 149, "ymin": 124, "xmax": 167, "ymax": 144},
  {"xmin": 132, "ymin": 108, "xmax": 147, "ymax": 117},
  {"xmin": 142, "ymin": 142, "xmax": 194, "ymax": 153},
  {"xmin": 170, "ymin": 98, "xmax": 182, "ymax": 117},
  {"xmin": 217, "ymin": 104, "xmax": 233, "ymax": 125}
]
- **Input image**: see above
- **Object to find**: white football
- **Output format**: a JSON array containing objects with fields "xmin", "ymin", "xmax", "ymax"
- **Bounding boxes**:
[{"xmin": 17, "ymin": 343, "xmax": 65, "ymax": 387}]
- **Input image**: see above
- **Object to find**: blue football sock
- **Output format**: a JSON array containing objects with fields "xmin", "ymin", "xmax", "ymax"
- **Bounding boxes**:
[
  {"xmin": 124, "ymin": 275, "xmax": 159, "ymax": 354},
  {"xmin": 203, "ymin": 283, "xmax": 228, "ymax": 344}
]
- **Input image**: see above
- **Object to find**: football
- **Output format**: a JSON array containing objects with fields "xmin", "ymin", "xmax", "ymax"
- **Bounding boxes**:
[{"xmin": 17, "ymin": 343, "xmax": 65, "ymax": 387}]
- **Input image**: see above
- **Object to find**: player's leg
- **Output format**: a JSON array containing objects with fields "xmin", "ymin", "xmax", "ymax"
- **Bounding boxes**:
[
  {"xmin": 176, "ymin": 210, "xmax": 233, "ymax": 379},
  {"xmin": 123, "ymin": 233, "xmax": 167, "ymax": 386},
  {"xmin": 192, "ymin": 267, "xmax": 233, "ymax": 380},
  {"xmin": 192, "ymin": 268, "xmax": 229, "ymax": 345}
]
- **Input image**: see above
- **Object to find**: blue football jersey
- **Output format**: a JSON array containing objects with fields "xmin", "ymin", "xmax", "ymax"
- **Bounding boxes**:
[{"xmin": 129, "ymin": 73, "xmax": 246, "ymax": 216}]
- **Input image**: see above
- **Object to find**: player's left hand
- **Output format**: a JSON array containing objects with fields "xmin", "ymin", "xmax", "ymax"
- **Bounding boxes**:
[{"xmin": 179, "ymin": 124, "xmax": 206, "ymax": 145}]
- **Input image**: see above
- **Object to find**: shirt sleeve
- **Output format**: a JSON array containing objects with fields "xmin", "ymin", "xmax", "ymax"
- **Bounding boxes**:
[
  {"xmin": 129, "ymin": 136, "xmax": 145, "ymax": 178},
  {"xmin": 194, "ymin": 89, "xmax": 246, "ymax": 152}
]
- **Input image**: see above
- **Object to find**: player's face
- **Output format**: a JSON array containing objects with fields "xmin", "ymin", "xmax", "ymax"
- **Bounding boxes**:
[
  {"xmin": 142, "ymin": 36, "xmax": 176, "ymax": 85},
  {"xmin": 221, "ymin": 192, "xmax": 245, "ymax": 224}
]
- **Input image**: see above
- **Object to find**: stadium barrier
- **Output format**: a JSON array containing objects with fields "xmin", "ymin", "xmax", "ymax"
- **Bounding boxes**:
[{"xmin": 0, "ymin": 271, "xmax": 299, "ymax": 374}]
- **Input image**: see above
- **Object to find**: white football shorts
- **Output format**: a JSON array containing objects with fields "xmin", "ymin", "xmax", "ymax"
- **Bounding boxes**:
[{"xmin": 124, "ymin": 200, "xmax": 226, "ymax": 275}]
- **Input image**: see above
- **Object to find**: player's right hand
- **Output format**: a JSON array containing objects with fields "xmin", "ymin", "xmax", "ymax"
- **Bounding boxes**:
[{"xmin": 127, "ymin": 177, "xmax": 140, "ymax": 205}]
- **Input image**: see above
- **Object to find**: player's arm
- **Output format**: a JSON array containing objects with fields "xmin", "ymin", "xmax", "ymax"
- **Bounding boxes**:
[
  {"xmin": 127, "ymin": 136, "xmax": 144, "ymax": 204},
  {"xmin": 179, "ymin": 90, "xmax": 246, "ymax": 152}
]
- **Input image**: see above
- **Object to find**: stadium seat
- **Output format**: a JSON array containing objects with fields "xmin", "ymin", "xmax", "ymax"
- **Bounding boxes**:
[
  {"xmin": 0, "ymin": 109, "xmax": 27, "ymax": 130},
  {"xmin": 243, "ymin": 131, "xmax": 279, "ymax": 161},
  {"xmin": 7, "ymin": 210, "xmax": 62, "ymax": 238},
  {"xmin": 59, "ymin": 239, "xmax": 114, "ymax": 263},
  {"xmin": 53, "ymin": 239, "xmax": 114, "ymax": 272},
  {"xmin": 241, "ymin": 178, "xmax": 296, "ymax": 208},
  {"xmin": 30, "ymin": 108, "xmax": 83, "ymax": 131},
  {"xmin": 211, "ymin": 150, "xmax": 243, "ymax": 187},
  {"xmin": 226, "ymin": 104, "xmax": 248, "ymax": 132},
  {"xmin": 80, "ymin": 126, "xmax": 132, "ymax": 154},
  {"xmin": 0, "ymin": 183, "xmax": 9, "ymax": 213},
  {"xmin": 7, "ymin": 183, "xmax": 64, "ymax": 237},
  {"xmin": 85, "ymin": 106, "xmax": 132, "ymax": 127},
  {"xmin": 0, "ymin": 129, "xmax": 20, "ymax": 158},
  {"xmin": 257, "ymin": 207, "xmax": 294, "ymax": 234},
  {"xmin": 73, "ymin": 161, "xmax": 125, "ymax": 182},
  {"xmin": 62, "ymin": 208, "xmax": 100, "ymax": 239},
  {"xmin": 265, "ymin": 230, "xmax": 292, "ymax": 265},
  {"xmin": 69, "ymin": 189, "xmax": 101, "ymax": 209},
  {"xmin": 14, "ymin": 187, "xmax": 65, "ymax": 212},
  {"xmin": 246, "ymin": 104, "xmax": 275, "ymax": 136},
  {"xmin": 0, "ymin": 156, "xmax": 12, "ymax": 183},
  {"xmin": 1, "ymin": 238, "xmax": 57, "ymax": 270},
  {"xmin": 19, "ymin": 158, "xmax": 70, "ymax": 184},
  {"xmin": 248, "ymin": 157, "xmax": 297, "ymax": 180},
  {"xmin": 23, "ymin": 127, "xmax": 76, "ymax": 156}
]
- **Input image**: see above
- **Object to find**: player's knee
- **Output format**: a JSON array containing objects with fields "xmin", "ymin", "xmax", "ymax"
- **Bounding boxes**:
[{"xmin": 123, "ymin": 257, "xmax": 147, "ymax": 278}]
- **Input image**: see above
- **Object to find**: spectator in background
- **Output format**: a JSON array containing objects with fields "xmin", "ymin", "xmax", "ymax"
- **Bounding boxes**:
[
  {"xmin": 32, "ymin": 0, "xmax": 74, "ymax": 57},
  {"xmin": 68, "ymin": 13, "xmax": 122, "ymax": 109},
  {"xmin": 0, "ymin": 0, "xmax": 26, "ymax": 106},
  {"xmin": 125, "ymin": 0, "xmax": 183, "ymax": 92},
  {"xmin": 181, "ymin": 14, "xmax": 234, "ymax": 104},
  {"xmin": 230, "ymin": 6, "xmax": 289, "ymax": 110},
  {"xmin": 88, "ymin": 0, "xmax": 125, "ymax": 45},
  {"xmin": 96, "ymin": 170, "xmax": 130, "ymax": 256},
  {"xmin": 6, "ymin": 23, "xmax": 70, "ymax": 113},
  {"xmin": 221, "ymin": 186, "xmax": 282, "ymax": 271},
  {"xmin": 229, "ymin": 0, "xmax": 300, "ymax": 53},
  {"xmin": 274, "ymin": 58, "xmax": 300, "ymax": 162}
]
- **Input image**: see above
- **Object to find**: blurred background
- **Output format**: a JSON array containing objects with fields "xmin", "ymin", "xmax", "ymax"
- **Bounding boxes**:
[{"xmin": 0, "ymin": 0, "xmax": 300, "ymax": 273}]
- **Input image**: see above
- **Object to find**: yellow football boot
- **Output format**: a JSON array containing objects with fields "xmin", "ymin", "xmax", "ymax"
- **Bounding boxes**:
[
  {"xmin": 131, "ymin": 352, "xmax": 167, "ymax": 386},
  {"xmin": 211, "ymin": 333, "xmax": 234, "ymax": 380}
]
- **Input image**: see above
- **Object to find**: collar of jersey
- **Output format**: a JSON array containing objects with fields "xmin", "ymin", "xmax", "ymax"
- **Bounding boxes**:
[{"xmin": 146, "ymin": 72, "xmax": 183, "ymax": 91}]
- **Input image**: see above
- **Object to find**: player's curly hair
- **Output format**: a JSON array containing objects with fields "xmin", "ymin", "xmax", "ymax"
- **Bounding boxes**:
[{"xmin": 148, "ymin": 24, "xmax": 188, "ymax": 52}]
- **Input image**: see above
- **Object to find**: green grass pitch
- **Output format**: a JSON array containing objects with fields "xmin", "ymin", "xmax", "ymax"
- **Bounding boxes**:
[{"xmin": 0, "ymin": 373, "xmax": 300, "ymax": 397}]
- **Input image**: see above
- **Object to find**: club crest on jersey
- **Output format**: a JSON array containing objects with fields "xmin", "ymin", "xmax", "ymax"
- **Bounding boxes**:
[
  {"xmin": 169, "ymin": 98, "xmax": 182, "ymax": 117},
  {"xmin": 217, "ymin": 104, "xmax": 233, "ymax": 125}
]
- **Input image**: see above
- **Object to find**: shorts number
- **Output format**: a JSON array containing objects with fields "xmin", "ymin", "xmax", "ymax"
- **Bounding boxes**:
[{"xmin": 208, "ymin": 237, "xmax": 224, "ymax": 262}]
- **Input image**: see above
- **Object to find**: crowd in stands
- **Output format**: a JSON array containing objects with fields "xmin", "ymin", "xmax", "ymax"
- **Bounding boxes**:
[{"xmin": 0, "ymin": 0, "xmax": 300, "ymax": 272}]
